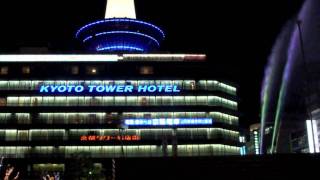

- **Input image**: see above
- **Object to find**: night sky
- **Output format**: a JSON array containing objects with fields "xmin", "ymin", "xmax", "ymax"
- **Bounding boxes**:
[{"xmin": 0, "ymin": 0, "xmax": 304, "ymax": 127}]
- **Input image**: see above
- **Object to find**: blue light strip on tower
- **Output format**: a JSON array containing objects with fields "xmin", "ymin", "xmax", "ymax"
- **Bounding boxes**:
[
  {"xmin": 83, "ymin": 31, "xmax": 160, "ymax": 46},
  {"xmin": 124, "ymin": 118, "xmax": 213, "ymax": 126},
  {"xmin": 76, "ymin": 18, "xmax": 165, "ymax": 39},
  {"xmin": 83, "ymin": 36, "xmax": 93, "ymax": 42},
  {"xmin": 96, "ymin": 46, "xmax": 144, "ymax": 52}
]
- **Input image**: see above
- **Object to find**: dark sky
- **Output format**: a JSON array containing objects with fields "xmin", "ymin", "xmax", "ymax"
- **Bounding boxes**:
[{"xmin": 0, "ymin": 0, "xmax": 304, "ymax": 127}]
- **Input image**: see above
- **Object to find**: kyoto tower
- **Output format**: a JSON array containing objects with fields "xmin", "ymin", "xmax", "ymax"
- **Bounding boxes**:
[{"xmin": 75, "ymin": 0, "xmax": 165, "ymax": 53}]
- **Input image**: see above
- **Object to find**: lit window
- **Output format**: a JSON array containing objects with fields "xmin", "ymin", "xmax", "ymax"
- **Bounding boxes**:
[
  {"xmin": 140, "ymin": 66, "xmax": 153, "ymax": 75},
  {"xmin": 71, "ymin": 66, "xmax": 79, "ymax": 75},
  {"xmin": 22, "ymin": 66, "xmax": 30, "ymax": 74},
  {"xmin": 191, "ymin": 81, "xmax": 196, "ymax": 90},
  {"xmin": 0, "ymin": 98, "xmax": 6, "ymax": 106},
  {"xmin": 86, "ymin": 66, "xmax": 98, "ymax": 75},
  {"xmin": 0, "ymin": 66, "xmax": 8, "ymax": 75}
]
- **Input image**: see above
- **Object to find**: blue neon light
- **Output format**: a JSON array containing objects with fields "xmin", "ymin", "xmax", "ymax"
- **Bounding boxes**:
[
  {"xmin": 76, "ymin": 18, "xmax": 165, "ymax": 39},
  {"xmin": 96, "ymin": 46, "xmax": 144, "ymax": 52},
  {"xmin": 83, "ymin": 36, "xmax": 93, "ymax": 42},
  {"xmin": 124, "ymin": 118, "xmax": 213, "ymax": 126},
  {"xmin": 39, "ymin": 85, "xmax": 181, "ymax": 93},
  {"xmin": 83, "ymin": 31, "xmax": 160, "ymax": 46},
  {"xmin": 240, "ymin": 146, "xmax": 246, "ymax": 156},
  {"xmin": 243, "ymin": 146, "xmax": 247, "ymax": 155}
]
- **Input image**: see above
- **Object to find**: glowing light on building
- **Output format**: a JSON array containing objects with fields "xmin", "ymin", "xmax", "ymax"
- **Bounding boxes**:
[
  {"xmin": 240, "ymin": 146, "xmax": 246, "ymax": 156},
  {"xmin": 0, "ymin": 55, "xmax": 119, "ymax": 62},
  {"xmin": 0, "ymin": 54, "xmax": 207, "ymax": 62},
  {"xmin": 254, "ymin": 131, "xmax": 260, "ymax": 155},
  {"xmin": 80, "ymin": 135, "xmax": 141, "ymax": 141},
  {"xmin": 306, "ymin": 120, "xmax": 320, "ymax": 153},
  {"xmin": 39, "ymin": 85, "xmax": 181, "ymax": 93},
  {"xmin": 96, "ymin": 46, "xmax": 144, "ymax": 52},
  {"xmin": 76, "ymin": 0, "xmax": 164, "ymax": 53},
  {"xmin": 124, "ymin": 118, "xmax": 212, "ymax": 126},
  {"xmin": 105, "ymin": 0, "xmax": 136, "ymax": 19}
]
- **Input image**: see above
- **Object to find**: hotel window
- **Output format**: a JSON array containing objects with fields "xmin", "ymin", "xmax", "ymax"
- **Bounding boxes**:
[
  {"xmin": 208, "ymin": 96, "xmax": 218, "ymax": 106},
  {"xmin": 0, "ymin": 130, "xmax": 5, "ymax": 141},
  {"xmin": 0, "ymin": 66, "xmax": 8, "ymax": 75},
  {"xmin": 18, "ymin": 130, "xmax": 29, "ymax": 141},
  {"xmin": 54, "ymin": 114, "xmax": 65, "ymax": 124},
  {"xmin": 20, "ymin": 97, "xmax": 31, "ymax": 106},
  {"xmin": 54, "ymin": 97, "xmax": 66, "ymax": 106},
  {"xmin": 143, "ymin": 113, "xmax": 152, "ymax": 119},
  {"xmin": 173, "ymin": 96, "xmax": 185, "ymax": 106},
  {"xmin": 71, "ymin": 66, "xmax": 79, "ymax": 75},
  {"xmin": 139, "ymin": 66, "xmax": 154, "ymax": 75},
  {"xmin": 207, "ymin": 81, "xmax": 216, "ymax": 91},
  {"xmin": 8, "ymin": 81, "xmax": 19, "ymax": 90},
  {"xmin": 67, "ymin": 97, "xmax": 79, "ymax": 106},
  {"xmin": 5, "ymin": 130, "xmax": 17, "ymax": 141},
  {"xmin": 198, "ymin": 80, "xmax": 207, "ymax": 90},
  {"xmin": 22, "ymin": 66, "xmax": 30, "ymax": 74},
  {"xmin": 16, "ymin": 113, "xmax": 31, "ymax": 124},
  {"xmin": 183, "ymin": 80, "xmax": 195, "ymax": 90},
  {"xmin": 49, "ymin": 130, "xmax": 65, "ymax": 141},
  {"xmin": 115, "ymin": 96, "xmax": 126, "ymax": 106},
  {"xmin": 196, "ymin": 96, "xmax": 207, "ymax": 105},
  {"xmin": 162, "ymin": 96, "xmax": 172, "ymax": 105},
  {"xmin": 174, "ymin": 112, "xmax": 185, "ymax": 118},
  {"xmin": 0, "ymin": 113, "xmax": 10, "ymax": 124},
  {"xmin": 43, "ymin": 97, "xmax": 54, "ymax": 106},
  {"xmin": 185, "ymin": 96, "xmax": 196, "ymax": 105},
  {"xmin": 195, "ymin": 129, "xmax": 208, "ymax": 139},
  {"xmin": 0, "ymin": 98, "xmax": 6, "ymax": 106},
  {"xmin": 127, "ymin": 96, "xmax": 138, "ymax": 106},
  {"xmin": 148, "ymin": 96, "xmax": 156, "ymax": 105},
  {"xmin": 191, "ymin": 81, "xmax": 196, "ymax": 90},
  {"xmin": 103, "ymin": 97, "xmax": 114, "ymax": 106},
  {"xmin": 173, "ymin": 80, "xmax": 183, "ymax": 88},
  {"xmin": 86, "ymin": 66, "xmax": 98, "ymax": 75},
  {"xmin": 31, "ymin": 130, "xmax": 48, "ymax": 141},
  {"xmin": 140, "ymin": 129, "xmax": 155, "ymax": 140},
  {"xmin": 176, "ymin": 129, "xmax": 190, "ymax": 140},
  {"xmin": 92, "ymin": 97, "xmax": 103, "ymax": 106},
  {"xmin": 139, "ymin": 97, "xmax": 148, "ymax": 106}
]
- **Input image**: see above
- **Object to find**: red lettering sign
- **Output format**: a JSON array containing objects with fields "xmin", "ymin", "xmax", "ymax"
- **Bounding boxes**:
[{"xmin": 80, "ymin": 135, "xmax": 141, "ymax": 141}]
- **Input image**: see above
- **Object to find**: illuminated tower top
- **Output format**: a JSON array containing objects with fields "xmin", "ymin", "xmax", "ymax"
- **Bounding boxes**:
[
  {"xmin": 76, "ymin": 0, "xmax": 165, "ymax": 53},
  {"xmin": 105, "ymin": 0, "xmax": 136, "ymax": 19}
]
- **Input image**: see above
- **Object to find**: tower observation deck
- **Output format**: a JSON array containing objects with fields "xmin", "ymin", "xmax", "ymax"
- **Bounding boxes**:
[{"xmin": 76, "ymin": 0, "xmax": 165, "ymax": 53}]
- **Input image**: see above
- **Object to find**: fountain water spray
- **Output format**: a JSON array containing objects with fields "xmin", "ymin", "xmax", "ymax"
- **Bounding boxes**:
[{"xmin": 260, "ymin": 22, "xmax": 294, "ymax": 154}]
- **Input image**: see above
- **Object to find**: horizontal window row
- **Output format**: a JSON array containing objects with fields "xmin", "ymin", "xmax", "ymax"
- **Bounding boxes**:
[
  {"xmin": 0, "ymin": 113, "xmax": 31, "ymax": 124},
  {"xmin": 4, "ymin": 96, "xmax": 237, "ymax": 109},
  {"xmin": 0, "ymin": 128, "xmax": 239, "ymax": 142},
  {"xmin": 0, "ymin": 144, "xmax": 240, "ymax": 158},
  {"xmin": 0, "ymin": 112, "xmax": 238, "ymax": 125},
  {"xmin": 0, "ymin": 80, "xmax": 236, "ymax": 95}
]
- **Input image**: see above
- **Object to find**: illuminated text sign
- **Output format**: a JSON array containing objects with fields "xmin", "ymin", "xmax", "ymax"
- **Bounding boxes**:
[
  {"xmin": 80, "ymin": 135, "xmax": 141, "ymax": 141},
  {"xmin": 39, "ymin": 85, "xmax": 180, "ymax": 94},
  {"xmin": 124, "ymin": 118, "xmax": 212, "ymax": 126}
]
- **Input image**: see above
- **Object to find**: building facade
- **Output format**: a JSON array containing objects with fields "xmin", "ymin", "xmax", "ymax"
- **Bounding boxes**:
[
  {"xmin": 247, "ymin": 123, "xmax": 273, "ymax": 154},
  {"xmin": 0, "ymin": 55, "xmax": 241, "ymax": 160},
  {"xmin": 0, "ymin": 0, "xmax": 242, "ymax": 177}
]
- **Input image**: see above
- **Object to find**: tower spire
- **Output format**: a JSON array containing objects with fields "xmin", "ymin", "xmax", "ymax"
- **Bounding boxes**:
[{"xmin": 105, "ymin": 0, "xmax": 136, "ymax": 19}]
